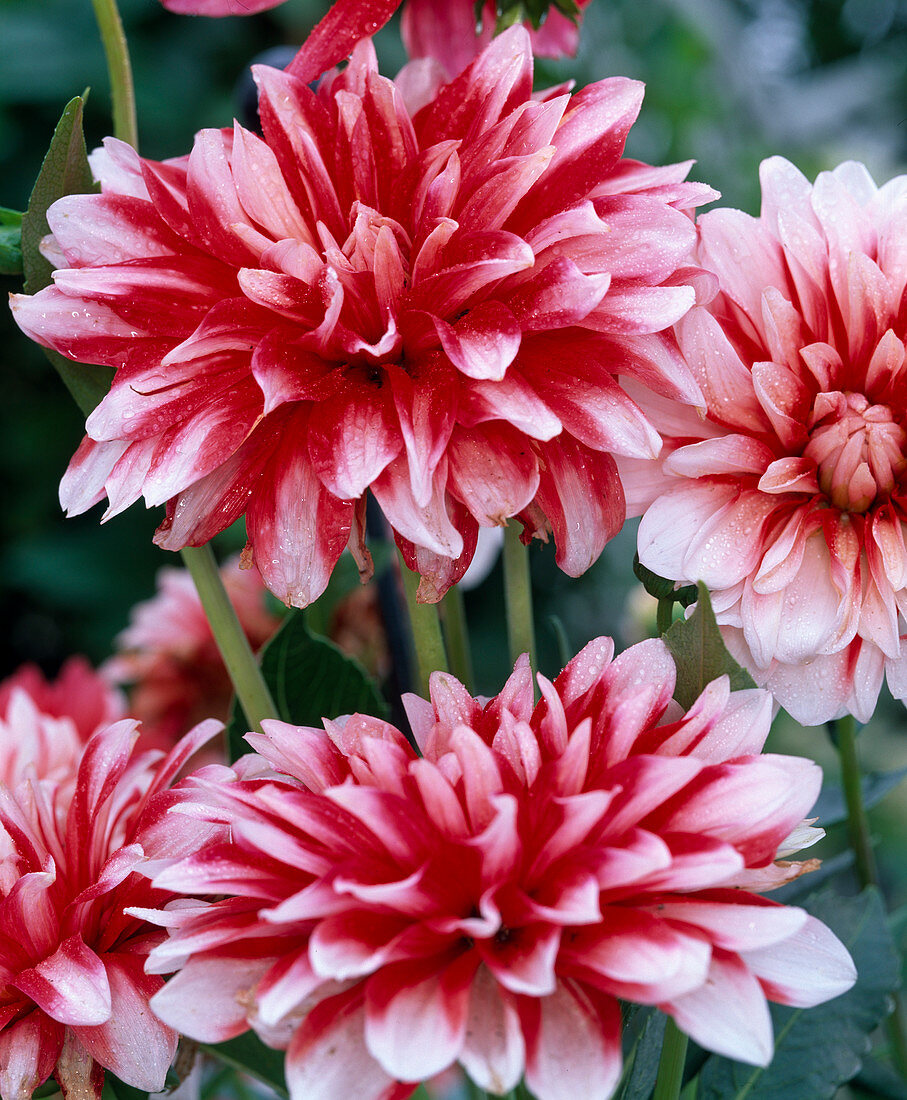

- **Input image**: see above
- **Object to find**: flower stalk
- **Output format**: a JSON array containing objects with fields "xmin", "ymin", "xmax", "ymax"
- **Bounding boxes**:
[
  {"xmin": 503, "ymin": 522, "xmax": 536, "ymax": 670},
  {"xmin": 657, "ymin": 596, "xmax": 674, "ymax": 636},
  {"xmin": 399, "ymin": 555, "xmax": 449, "ymax": 696},
  {"xmin": 180, "ymin": 544, "xmax": 277, "ymax": 733},
  {"xmin": 441, "ymin": 583, "xmax": 475, "ymax": 692},
  {"xmin": 91, "ymin": 0, "xmax": 138, "ymax": 149},
  {"xmin": 834, "ymin": 714, "xmax": 907, "ymax": 1078}
]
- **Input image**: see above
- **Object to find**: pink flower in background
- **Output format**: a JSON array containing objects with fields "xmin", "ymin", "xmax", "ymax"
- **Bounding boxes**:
[
  {"xmin": 160, "ymin": 0, "xmax": 593, "ymax": 79},
  {"xmin": 104, "ymin": 557, "xmax": 281, "ymax": 748},
  {"xmin": 401, "ymin": 0, "xmax": 594, "ymax": 78},
  {"xmin": 145, "ymin": 638, "xmax": 853, "ymax": 1100},
  {"xmin": 621, "ymin": 158, "xmax": 907, "ymax": 725},
  {"xmin": 12, "ymin": 29, "xmax": 711, "ymax": 607},
  {"xmin": 0, "ymin": 715, "xmax": 219, "ymax": 1099},
  {"xmin": 0, "ymin": 656, "xmax": 124, "ymax": 745}
]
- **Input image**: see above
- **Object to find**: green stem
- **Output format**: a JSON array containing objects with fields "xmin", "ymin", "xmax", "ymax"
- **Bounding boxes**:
[
  {"xmin": 441, "ymin": 584, "xmax": 474, "ymax": 692},
  {"xmin": 503, "ymin": 523, "xmax": 536, "ymax": 670},
  {"xmin": 656, "ymin": 596, "xmax": 674, "ymax": 636},
  {"xmin": 653, "ymin": 1017, "xmax": 688, "ymax": 1100},
  {"xmin": 834, "ymin": 715, "xmax": 907, "ymax": 1078},
  {"xmin": 836, "ymin": 715, "xmax": 879, "ymax": 890},
  {"xmin": 91, "ymin": 0, "xmax": 138, "ymax": 149},
  {"xmin": 399, "ymin": 556, "xmax": 449, "ymax": 697},
  {"xmin": 181, "ymin": 544, "xmax": 277, "ymax": 733}
]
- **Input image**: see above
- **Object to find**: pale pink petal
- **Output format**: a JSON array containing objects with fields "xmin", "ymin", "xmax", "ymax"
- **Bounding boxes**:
[{"xmin": 665, "ymin": 952, "xmax": 773, "ymax": 1065}]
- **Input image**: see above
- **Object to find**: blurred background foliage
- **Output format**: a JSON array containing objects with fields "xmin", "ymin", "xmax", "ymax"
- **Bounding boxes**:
[{"xmin": 2, "ymin": 0, "xmax": 907, "ymax": 848}]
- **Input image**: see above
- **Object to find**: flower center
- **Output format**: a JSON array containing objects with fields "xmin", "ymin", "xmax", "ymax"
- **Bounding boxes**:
[{"xmin": 803, "ymin": 391, "xmax": 907, "ymax": 512}]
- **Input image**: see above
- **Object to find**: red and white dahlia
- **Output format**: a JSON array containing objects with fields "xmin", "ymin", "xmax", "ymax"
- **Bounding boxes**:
[
  {"xmin": 11, "ymin": 28, "xmax": 711, "ymax": 606},
  {"xmin": 104, "ymin": 556, "xmax": 281, "ymax": 748},
  {"xmin": 0, "ymin": 713, "xmax": 220, "ymax": 1099},
  {"xmin": 145, "ymin": 638, "xmax": 853, "ymax": 1100},
  {"xmin": 622, "ymin": 157, "xmax": 907, "ymax": 724}
]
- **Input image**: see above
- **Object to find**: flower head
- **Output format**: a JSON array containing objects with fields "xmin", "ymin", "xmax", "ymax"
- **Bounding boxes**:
[
  {"xmin": 145, "ymin": 638, "xmax": 853, "ymax": 1100},
  {"xmin": 0, "ymin": 713, "xmax": 220, "ymax": 1099},
  {"xmin": 12, "ymin": 29, "xmax": 711, "ymax": 606},
  {"xmin": 104, "ymin": 556, "xmax": 281, "ymax": 748},
  {"xmin": 0, "ymin": 657, "xmax": 124, "ymax": 747},
  {"xmin": 161, "ymin": 0, "xmax": 593, "ymax": 79},
  {"xmin": 622, "ymin": 158, "xmax": 907, "ymax": 724}
]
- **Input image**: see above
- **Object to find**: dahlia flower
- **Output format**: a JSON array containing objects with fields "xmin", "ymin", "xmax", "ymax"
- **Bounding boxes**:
[
  {"xmin": 622, "ymin": 157, "xmax": 907, "ymax": 725},
  {"xmin": 12, "ymin": 28, "xmax": 712, "ymax": 606},
  {"xmin": 160, "ymin": 0, "xmax": 593, "ymax": 78},
  {"xmin": 0, "ymin": 713, "xmax": 220, "ymax": 1099},
  {"xmin": 104, "ymin": 556, "xmax": 281, "ymax": 747},
  {"xmin": 0, "ymin": 656, "xmax": 124, "ymax": 745},
  {"xmin": 144, "ymin": 638, "xmax": 854, "ymax": 1100}
]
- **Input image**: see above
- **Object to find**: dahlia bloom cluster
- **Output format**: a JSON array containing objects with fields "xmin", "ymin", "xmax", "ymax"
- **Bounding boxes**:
[
  {"xmin": 144, "ymin": 639, "xmax": 854, "ymax": 1099},
  {"xmin": 12, "ymin": 27, "xmax": 712, "ymax": 607},
  {"xmin": 623, "ymin": 158, "xmax": 907, "ymax": 724},
  {"xmin": 104, "ymin": 556, "xmax": 281, "ymax": 747},
  {"xmin": 0, "ymin": 709, "xmax": 220, "ymax": 1098}
]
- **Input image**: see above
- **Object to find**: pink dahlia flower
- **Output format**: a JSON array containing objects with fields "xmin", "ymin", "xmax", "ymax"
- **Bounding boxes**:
[
  {"xmin": 144, "ymin": 638, "xmax": 853, "ymax": 1099},
  {"xmin": 621, "ymin": 157, "xmax": 907, "ymax": 725},
  {"xmin": 0, "ymin": 714, "xmax": 220, "ymax": 1099},
  {"xmin": 401, "ymin": 0, "xmax": 595, "ymax": 79},
  {"xmin": 160, "ymin": 0, "xmax": 592, "ymax": 78},
  {"xmin": 0, "ymin": 656, "xmax": 124, "ymax": 746},
  {"xmin": 103, "ymin": 556, "xmax": 281, "ymax": 748},
  {"xmin": 12, "ymin": 29, "xmax": 712, "ymax": 606}
]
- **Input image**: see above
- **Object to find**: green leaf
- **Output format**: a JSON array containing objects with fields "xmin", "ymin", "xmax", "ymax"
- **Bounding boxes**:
[
  {"xmin": 22, "ymin": 94, "xmax": 96, "ymax": 295},
  {"xmin": 616, "ymin": 1008, "xmax": 666, "ymax": 1100},
  {"xmin": 633, "ymin": 554, "xmax": 698, "ymax": 607},
  {"xmin": 201, "ymin": 1033, "xmax": 288, "ymax": 1097},
  {"xmin": 697, "ymin": 887, "xmax": 900, "ymax": 1100},
  {"xmin": 226, "ymin": 610, "xmax": 389, "ymax": 760},
  {"xmin": 43, "ymin": 348, "xmax": 115, "ymax": 418},
  {"xmin": 20, "ymin": 94, "xmax": 111, "ymax": 417},
  {"xmin": 853, "ymin": 1057, "xmax": 907, "ymax": 1099},
  {"xmin": 812, "ymin": 765, "xmax": 907, "ymax": 828},
  {"xmin": 662, "ymin": 583, "xmax": 756, "ymax": 708},
  {"xmin": 102, "ymin": 1076, "xmax": 148, "ymax": 1100},
  {"xmin": 0, "ymin": 206, "xmax": 23, "ymax": 276}
]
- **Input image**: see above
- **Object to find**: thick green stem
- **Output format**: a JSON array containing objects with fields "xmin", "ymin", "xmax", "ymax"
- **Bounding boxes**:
[
  {"xmin": 836, "ymin": 715, "xmax": 879, "ymax": 887},
  {"xmin": 653, "ymin": 1017, "xmax": 688, "ymax": 1100},
  {"xmin": 181, "ymin": 544, "xmax": 277, "ymax": 734},
  {"xmin": 503, "ymin": 523, "xmax": 536, "ymax": 670},
  {"xmin": 656, "ymin": 596, "xmax": 674, "ymax": 636},
  {"xmin": 91, "ymin": 0, "xmax": 138, "ymax": 148},
  {"xmin": 441, "ymin": 584, "xmax": 474, "ymax": 692},
  {"xmin": 834, "ymin": 715, "xmax": 907, "ymax": 1078},
  {"xmin": 399, "ymin": 557, "xmax": 449, "ymax": 697}
]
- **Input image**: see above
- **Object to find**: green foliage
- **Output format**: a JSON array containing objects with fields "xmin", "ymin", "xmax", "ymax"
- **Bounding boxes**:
[
  {"xmin": 20, "ymin": 93, "xmax": 113, "ymax": 416},
  {"xmin": 478, "ymin": 0, "xmax": 581, "ymax": 32},
  {"xmin": 226, "ymin": 609, "xmax": 389, "ymax": 760},
  {"xmin": 21, "ymin": 94, "xmax": 95, "ymax": 294},
  {"xmin": 812, "ymin": 765, "xmax": 907, "ymax": 828},
  {"xmin": 662, "ymin": 583, "xmax": 756, "ymax": 708},
  {"xmin": 633, "ymin": 554, "xmax": 698, "ymax": 608},
  {"xmin": 0, "ymin": 206, "xmax": 22, "ymax": 275},
  {"xmin": 616, "ymin": 1008, "xmax": 667, "ymax": 1100},
  {"xmin": 200, "ymin": 1033, "xmax": 288, "ymax": 1097},
  {"xmin": 697, "ymin": 887, "xmax": 900, "ymax": 1100},
  {"xmin": 102, "ymin": 1075, "xmax": 149, "ymax": 1100}
]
